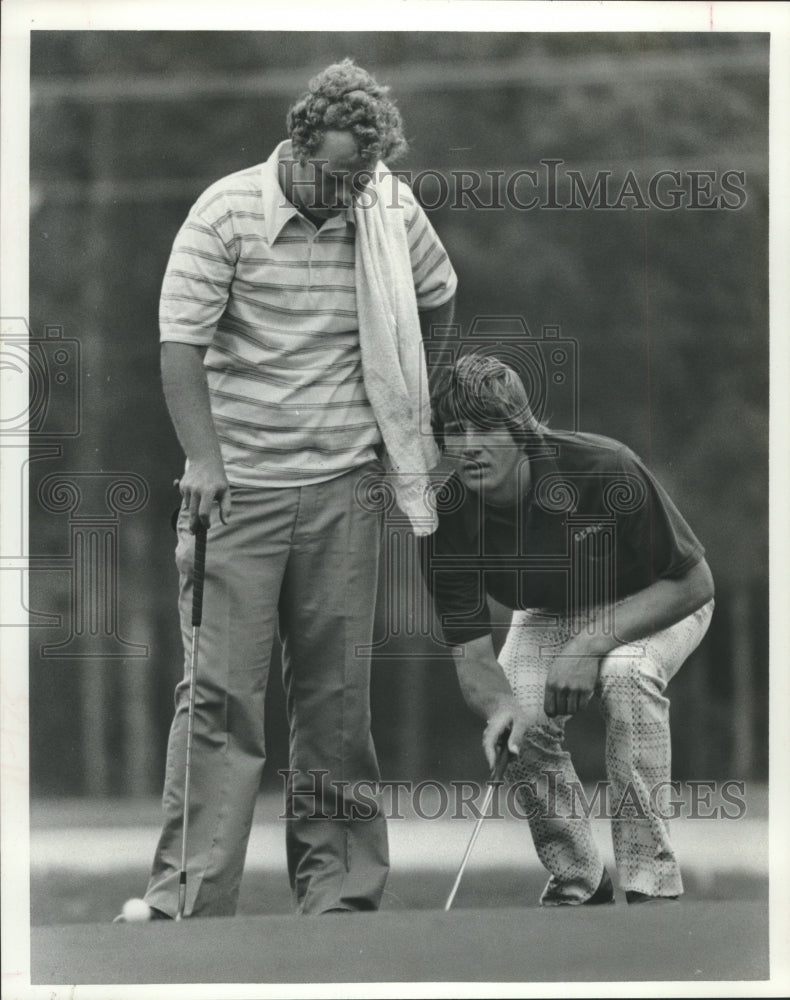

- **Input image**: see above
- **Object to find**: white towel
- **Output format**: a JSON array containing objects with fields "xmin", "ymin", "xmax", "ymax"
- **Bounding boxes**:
[{"xmin": 354, "ymin": 163, "xmax": 439, "ymax": 536}]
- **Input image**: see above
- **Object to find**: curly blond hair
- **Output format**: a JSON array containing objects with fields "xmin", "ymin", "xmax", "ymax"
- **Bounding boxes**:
[{"xmin": 286, "ymin": 58, "xmax": 408, "ymax": 166}]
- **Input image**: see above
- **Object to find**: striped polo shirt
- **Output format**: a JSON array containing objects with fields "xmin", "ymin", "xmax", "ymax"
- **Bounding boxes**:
[{"xmin": 159, "ymin": 140, "xmax": 457, "ymax": 488}]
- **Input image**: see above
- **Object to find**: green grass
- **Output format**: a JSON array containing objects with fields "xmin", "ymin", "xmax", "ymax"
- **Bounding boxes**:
[
  {"xmin": 32, "ymin": 865, "xmax": 767, "ymax": 926},
  {"xmin": 30, "ymin": 899, "xmax": 770, "ymax": 984}
]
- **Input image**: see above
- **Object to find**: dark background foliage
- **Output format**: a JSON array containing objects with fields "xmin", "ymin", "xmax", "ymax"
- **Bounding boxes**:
[{"xmin": 27, "ymin": 31, "xmax": 768, "ymax": 795}]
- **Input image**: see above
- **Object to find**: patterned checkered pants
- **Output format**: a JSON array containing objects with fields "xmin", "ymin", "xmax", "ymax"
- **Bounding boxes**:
[{"xmin": 499, "ymin": 599, "xmax": 714, "ymax": 903}]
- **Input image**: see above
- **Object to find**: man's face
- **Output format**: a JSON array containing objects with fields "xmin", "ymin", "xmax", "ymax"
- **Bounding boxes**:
[
  {"xmin": 296, "ymin": 130, "xmax": 371, "ymax": 216},
  {"xmin": 442, "ymin": 418, "xmax": 530, "ymax": 504}
]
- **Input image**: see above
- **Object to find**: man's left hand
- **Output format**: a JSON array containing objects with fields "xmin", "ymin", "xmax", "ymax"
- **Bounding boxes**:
[{"xmin": 544, "ymin": 649, "xmax": 601, "ymax": 717}]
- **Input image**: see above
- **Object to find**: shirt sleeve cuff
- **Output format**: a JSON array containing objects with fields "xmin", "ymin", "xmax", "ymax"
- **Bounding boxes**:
[
  {"xmin": 438, "ymin": 621, "xmax": 493, "ymax": 647},
  {"xmin": 416, "ymin": 274, "xmax": 458, "ymax": 312},
  {"xmin": 159, "ymin": 326, "xmax": 214, "ymax": 346}
]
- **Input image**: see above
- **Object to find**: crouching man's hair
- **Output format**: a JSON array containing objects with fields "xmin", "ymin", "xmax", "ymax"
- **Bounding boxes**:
[{"xmin": 430, "ymin": 352, "xmax": 545, "ymax": 450}]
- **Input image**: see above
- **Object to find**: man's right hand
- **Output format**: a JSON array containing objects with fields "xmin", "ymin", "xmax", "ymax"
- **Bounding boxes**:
[
  {"xmin": 177, "ymin": 459, "xmax": 231, "ymax": 533},
  {"xmin": 452, "ymin": 634, "xmax": 529, "ymax": 771},
  {"xmin": 161, "ymin": 342, "xmax": 231, "ymax": 534},
  {"xmin": 482, "ymin": 698, "xmax": 527, "ymax": 771}
]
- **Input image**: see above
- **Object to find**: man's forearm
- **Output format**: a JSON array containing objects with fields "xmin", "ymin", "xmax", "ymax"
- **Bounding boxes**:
[
  {"xmin": 160, "ymin": 342, "xmax": 224, "ymax": 468},
  {"xmin": 578, "ymin": 557, "xmax": 715, "ymax": 657},
  {"xmin": 453, "ymin": 632, "xmax": 528, "ymax": 763},
  {"xmin": 419, "ymin": 295, "xmax": 455, "ymax": 341},
  {"xmin": 420, "ymin": 297, "xmax": 456, "ymax": 389},
  {"xmin": 453, "ymin": 633, "xmax": 515, "ymax": 720},
  {"xmin": 544, "ymin": 558, "xmax": 714, "ymax": 717}
]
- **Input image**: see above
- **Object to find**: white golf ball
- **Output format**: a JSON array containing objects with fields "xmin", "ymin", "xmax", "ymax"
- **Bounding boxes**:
[{"xmin": 121, "ymin": 897, "xmax": 152, "ymax": 922}]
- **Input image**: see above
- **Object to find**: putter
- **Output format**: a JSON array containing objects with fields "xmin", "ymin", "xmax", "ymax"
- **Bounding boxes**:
[
  {"xmin": 444, "ymin": 734, "xmax": 514, "ymax": 912},
  {"xmin": 176, "ymin": 520, "xmax": 207, "ymax": 921}
]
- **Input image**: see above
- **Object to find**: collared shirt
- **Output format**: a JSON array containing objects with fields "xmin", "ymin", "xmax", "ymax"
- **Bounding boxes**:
[
  {"xmin": 159, "ymin": 140, "xmax": 457, "ymax": 487},
  {"xmin": 420, "ymin": 429, "xmax": 705, "ymax": 646}
]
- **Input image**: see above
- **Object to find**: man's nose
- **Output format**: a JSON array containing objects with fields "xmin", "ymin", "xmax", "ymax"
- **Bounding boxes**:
[
  {"xmin": 461, "ymin": 430, "xmax": 482, "ymax": 456},
  {"xmin": 334, "ymin": 173, "xmax": 355, "ymax": 205}
]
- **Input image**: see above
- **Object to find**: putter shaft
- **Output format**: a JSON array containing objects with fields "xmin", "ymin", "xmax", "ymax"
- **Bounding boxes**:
[
  {"xmin": 444, "ymin": 778, "xmax": 497, "ymax": 911},
  {"xmin": 176, "ymin": 523, "xmax": 207, "ymax": 921},
  {"xmin": 176, "ymin": 622, "xmax": 200, "ymax": 921},
  {"xmin": 444, "ymin": 737, "xmax": 513, "ymax": 912}
]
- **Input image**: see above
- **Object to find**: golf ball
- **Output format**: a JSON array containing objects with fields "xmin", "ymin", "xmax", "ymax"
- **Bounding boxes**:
[{"xmin": 121, "ymin": 897, "xmax": 152, "ymax": 922}]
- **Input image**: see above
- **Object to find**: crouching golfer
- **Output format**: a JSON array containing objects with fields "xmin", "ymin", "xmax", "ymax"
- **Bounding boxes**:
[{"xmin": 421, "ymin": 353, "xmax": 714, "ymax": 905}]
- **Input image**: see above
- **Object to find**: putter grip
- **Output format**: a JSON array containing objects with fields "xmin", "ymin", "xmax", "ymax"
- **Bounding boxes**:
[
  {"xmin": 492, "ymin": 735, "xmax": 513, "ymax": 782},
  {"xmin": 191, "ymin": 525, "xmax": 207, "ymax": 626}
]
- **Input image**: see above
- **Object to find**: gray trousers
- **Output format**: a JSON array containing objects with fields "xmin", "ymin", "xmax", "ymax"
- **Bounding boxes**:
[{"xmin": 145, "ymin": 462, "xmax": 389, "ymax": 916}]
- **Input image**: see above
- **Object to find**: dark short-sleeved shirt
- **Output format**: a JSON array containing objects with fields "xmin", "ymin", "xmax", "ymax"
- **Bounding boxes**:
[{"xmin": 420, "ymin": 429, "xmax": 705, "ymax": 646}]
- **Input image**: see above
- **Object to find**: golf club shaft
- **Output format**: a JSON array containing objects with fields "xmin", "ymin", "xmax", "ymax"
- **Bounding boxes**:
[
  {"xmin": 444, "ymin": 779, "xmax": 496, "ymax": 911},
  {"xmin": 176, "ymin": 524, "xmax": 207, "ymax": 920},
  {"xmin": 444, "ymin": 737, "xmax": 513, "ymax": 912}
]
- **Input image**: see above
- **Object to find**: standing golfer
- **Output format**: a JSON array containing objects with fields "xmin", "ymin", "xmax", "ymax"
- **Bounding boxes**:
[
  {"xmin": 421, "ymin": 353, "xmax": 714, "ymax": 905},
  {"xmin": 138, "ymin": 59, "xmax": 456, "ymax": 918}
]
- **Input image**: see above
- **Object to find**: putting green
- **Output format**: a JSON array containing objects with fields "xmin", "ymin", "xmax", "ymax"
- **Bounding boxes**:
[{"xmin": 31, "ymin": 900, "xmax": 768, "ymax": 985}]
